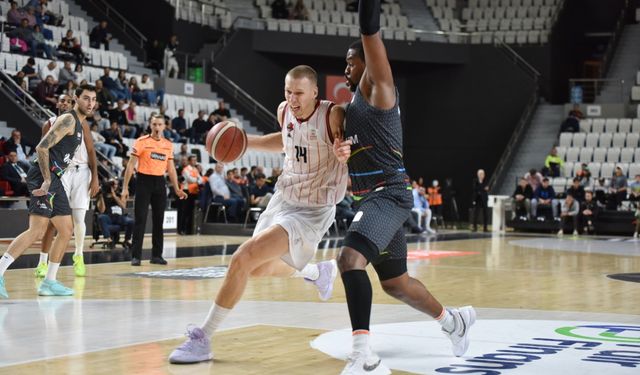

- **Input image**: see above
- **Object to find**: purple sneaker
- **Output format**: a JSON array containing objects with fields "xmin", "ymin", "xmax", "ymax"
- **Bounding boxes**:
[
  {"xmin": 168, "ymin": 325, "xmax": 213, "ymax": 364},
  {"xmin": 307, "ymin": 259, "xmax": 337, "ymax": 301}
]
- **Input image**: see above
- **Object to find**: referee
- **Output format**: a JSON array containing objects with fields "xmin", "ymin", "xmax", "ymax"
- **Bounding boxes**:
[{"xmin": 122, "ymin": 114, "xmax": 187, "ymax": 266}]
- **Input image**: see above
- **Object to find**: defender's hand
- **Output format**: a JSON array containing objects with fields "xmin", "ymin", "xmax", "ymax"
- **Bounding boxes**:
[{"xmin": 333, "ymin": 138, "xmax": 352, "ymax": 164}]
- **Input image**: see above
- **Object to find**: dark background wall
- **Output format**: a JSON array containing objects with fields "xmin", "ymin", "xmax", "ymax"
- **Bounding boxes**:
[{"xmin": 213, "ymin": 30, "xmax": 536, "ymax": 219}]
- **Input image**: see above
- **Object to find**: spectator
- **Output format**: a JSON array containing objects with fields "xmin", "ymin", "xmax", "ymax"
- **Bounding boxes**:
[
  {"xmin": 543, "ymin": 147, "xmax": 564, "ymax": 177},
  {"xmin": 165, "ymin": 35, "xmax": 179, "ymax": 78},
  {"xmin": 23, "ymin": 6, "xmax": 37, "ymax": 27},
  {"xmin": 213, "ymin": 100, "xmax": 231, "ymax": 122},
  {"xmin": 96, "ymin": 179, "xmax": 134, "ymax": 248},
  {"xmin": 629, "ymin": 174, "xmax": 640, "ymax": 202},
  {"xmin": 21, "ymin": 57, "xmax": 40, "ymax": 90},
  {"xmin": 225, "ymin": 169, "xmax": 246, "ymax": 203},
  {"xmin": 566, "ymin": 177, "xmax": 586, "ymax": 203},
  {"xmin": 60, "ymin": 79, "xmax": 77, "ymax": 97},
  {"xmin": 7, "ymin": 2, "xmax": 23, "ymax": 26},
  {"xmin": 95, "ymin": 78, "xmax": 118, "ymax": 117},
  {"xmin": 250, "ymin": 173, "xmax": 273, "ymax": 208},
  {"xmin": 163, "ymin": 121, "xmax": 180, "ymax": 142},
  {"xmin": 110, "ymin": 99, "xmax": 133, "ymax": 137},
  {"xmin": 209, "ymin": 163, "xmax": 243, "ymax": 222},
  {"xmin": 560, "ymin": 104, "xmax": 582, "ymax": 133},
  {"xmin": 575, "ymin": 163, "xmax": 591, "ymax": 188},
  {"xmin": 57, "ymin": 61, "xmax": 77, "ymax": 90},
  {"xmin": 30, "ymin": 24, "xmax": 55, "ymax": 59},
  {"xmin": 92, "ymin": 108, "xmax": 111, "ymax": 131},
  {"xmin": 558, "ymin": 194, "xmax": 579, "ymax": 236},
  {"xmin": 634, "ymin": 206, "xmax": 640, "ymax": 239},
  {"xmin": 179, "ymin": 155, "xmax": 202, "ymax": 234},
  {"xmin": 90, "ymin": 123, "xmax": 116, "ymax": 159},
  {"xmin": 102, "ymin": 68, "xmax": 130, "ymax": 101},
  {"xmin": 512, "ymin": 177, "xmax": 533, "ymax": 220},
  {"xmin": 289, "ymin": 0, "xmax": 310, "ymax": 20},
  {"xmin": 239, "ymin": 167, "xmax": 249, "ymax": 186},
  {"xmin": 39, "ymin": 60, "xmax": 59, "ymax": 85},
  {"xmin": 267, "ymin": 167, "xmax": 281, "ymax": 189},
  {"xmin": 4, "ymin": 130, "xmax": 33, "ymax": 172},
  {"xmin": 90, "ymin": 20, "xmax": 111, "ymax": 50},
  {"xmin": 35, "ymin": 75, "xmax": 57, "ymax": 110},
  {"xmin": 580, "ymin": 190, "xmax": 599, "ymax": 235},
  {"xmin": 524, "ymin": 168, "xmax": 543, "ymax": 191},
  {"xmin": 172, "ymin": 109, "xmax": 188, "ymax": 141},
  {"xmin": 471, "ymin": 169, "xmax": 489, "ymax": 232},
  {"xmin": 145, "ymin": 39, "xmax": 164, "ymax": 75},
  {"xmin": 593, "ymin": 177, "xmax": 608, "ymax": 206},
  {"xmin": 138, "ymin": 74, "xmax": 163, "ymax": 106},
  {"xmin": 247, "ymin": 165, "xmax": 258, "ymax": 186},
  {"xmin": 175, "ymin": 143, "xmax": 189, "ymax": 162},
  {"xmin": 427, "ymin": 179, "xmax": 443, "ymax": 217},
  {"xmin": 126, "ymin": 101, "xmax": 143, "ymax": 128},
  {"xmin": 58, "ymin": 29, "xmax": 86, "ymax": 64},
  {"xmin": 12, "ymin": 71, "xmax": 28, "ymax": 92},
  {"xmin": 116, "ymin": 70, "xmax": 132, "ymax": 100},
  {"xmin": 128, "ymin": 76, "xmax": 143, "ymax": 104},
  {"xmin": 0, "ymin": 151, "xmax": 29, "ymax": 196},
  {"xmin": 102, "ymin": 121, "xmax": 126, "ymax": 156},
  {"xmin": 271, "ymin": 0, "xmax": 289, "ymax": 19},
  {"xmin": 191, "ymin": 110, "xmax": 208, "ymax": 143},
  {"xmin": 8, "ymin": 18, "xmax": 34, "ymax": 54},
  {"xmin": 532, "ymin": 178, "xmax": 557, "ymax": 219},
  {"xmin": 412, "ymin": 181, "xmax": 435, "ymax": 234},
  {"xmin": 608, "ymin": 166, "xmax": 627, "ymax": 210}
]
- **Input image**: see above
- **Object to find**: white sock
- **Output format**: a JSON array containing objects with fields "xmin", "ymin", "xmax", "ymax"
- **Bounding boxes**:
[
  {"xmin": 72, "ymin": 209, "xmax": 86, "ymax": 257},
  {"xmin": 437, "ymin": 307, "xmax": 455, "ymax": 333},
  {"xmin": 0, "ymin": 253, "xmax": 15, "ymax": 276},
  {"xmin": 39, "ymin": 252, "xmax": 48, "ymax": 264},
  {"xmin": 353, "ymin": 330, "xmax": 370, "ymax": 353},
  {"xmin": 201, "ymin": 304, "xmax": 231, "ymax": 338},
  {"xmin": 45, "ymin": 262, "xmax": 60, "ymax": 281},
  {"xmin": 292, "ymin": 263, "xmax": 319, "ymax": 280}
]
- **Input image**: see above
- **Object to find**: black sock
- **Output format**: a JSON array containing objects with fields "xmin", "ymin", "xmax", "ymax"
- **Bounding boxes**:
[{"xmin": 341, "ymin": 270, "xmax": 372, "ymax": 331}]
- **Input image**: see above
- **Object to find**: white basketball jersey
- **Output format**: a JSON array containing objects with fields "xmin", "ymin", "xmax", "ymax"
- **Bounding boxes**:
[
  {"xmin": 277, "ymin": 100, "xmax": 348, "ymax": 207},
  {"xmin": 48, "ymin": 115, "xmax": 88, "ymax": 166}
]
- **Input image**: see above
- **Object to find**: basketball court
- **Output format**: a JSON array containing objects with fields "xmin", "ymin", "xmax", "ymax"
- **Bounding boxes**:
[{"xmin": 0, "ymin": 231, "xmax": 638, "ymax": 374}]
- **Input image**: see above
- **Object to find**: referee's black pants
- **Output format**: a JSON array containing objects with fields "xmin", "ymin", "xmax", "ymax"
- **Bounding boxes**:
[{"xmin": 131, "ymin": 173, "xmax": 167, "ymax": 259}]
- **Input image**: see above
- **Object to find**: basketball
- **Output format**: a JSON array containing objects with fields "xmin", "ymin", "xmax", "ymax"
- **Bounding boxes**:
[{"xmin": 205, "ymin": 120, "xmax": 247, "ymax": 163}]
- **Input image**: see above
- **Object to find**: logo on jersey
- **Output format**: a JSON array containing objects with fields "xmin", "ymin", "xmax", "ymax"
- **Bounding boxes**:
[
  {"xmin": 63, "ymin": 153, "xmax": 72, "ymax": 165},
  {"xmin": 150, "ymin": 152, "xmax": 167, "ymax": 161},
  {"xmin": 287, "ymin": 122, "xmax": 294, "ymax": 138},
  {"xmin": 77, "ymin": 132, "xmax": 81, "ymax": 139},
  {"xmin": 346, "ymin": 134, "xmax": 359, "ymax": 145},
  {"xmin": 309, "ymin": 128, "xmax": 317, "ymax": 141}
]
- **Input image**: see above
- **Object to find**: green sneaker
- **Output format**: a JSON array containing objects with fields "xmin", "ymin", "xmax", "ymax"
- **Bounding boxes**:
[
  {"xmin": 0, "ymin": 276, "xmax": 8, "ymax": 299},
  {"xmin": 38, "ymin": 279, "xmax": 74, "ymax": 296},
  {"xmin": 34, "ymin": 262, "xmax": 48, "ymax": 278},
  {"xmin": 72, "ymin": 255, "xmax": 86, "ymax": 277}
]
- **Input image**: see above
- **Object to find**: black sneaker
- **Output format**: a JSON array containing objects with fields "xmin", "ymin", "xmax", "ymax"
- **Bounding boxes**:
[
  {"xmin": 131, "ymin": 257, "xmax": 141, "ymax": 266},
  {"xmin": 150, "ymin": 256, "xmax": 168, "ymax": 265}
]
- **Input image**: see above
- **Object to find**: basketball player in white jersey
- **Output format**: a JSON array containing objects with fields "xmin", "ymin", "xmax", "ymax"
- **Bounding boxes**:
[
  {"xmin": 34, "ymin": 94, "xmax": 99, "ymax": 278},
  {"xmin": 169, "ymin": 65, "xmax": 353, "ymax": 364}
]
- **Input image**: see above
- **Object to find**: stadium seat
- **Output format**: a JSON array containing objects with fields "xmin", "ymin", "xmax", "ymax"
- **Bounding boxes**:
[
  {"xmin": 592, "ymin": 118, "xmax": 605, "ymax": 132},
  {"xmin": 632, "ymin": 86, "xmax": 640, "ymax": 101},
  {"xmin": 600, "ymin": 163, "xmax": 615, "ymax": 178},
  {"xmin": 565, "ymin": 147, "xmax": 579, "ymax": 162},
  {"xmin": 599, "ymin": 133, "xmax": 612, "ymax": 147},
  {"xmin": 516, "ymin": 31, "xmax": 528, "ymax": 44},
  {"xmin": 556, "ymin": 146, "xmax": 566, "ymax": 160},
  {"xmin": 579, "ymin": 147, "xmax": 593, "ymax": 163},
  {"xmin": 612, "ymin": 133, "xmax": 626, "ymax": 148},
  {"xmin": 587, "ymin": 162, "xmax": 601, "ymax": 178},
  {"xmin": 606, "ymin": 148, "xmax": 621, "ymax": 163},
  {"xmin": 627, "ymin": 133, "xmax": 639, "ymax": 147},
  {"xmin": 633, "ymin": 119, "xmax": 640, "ymax": 133},
  {"xmin": 629, "ymin": 163, "xmax": 640, "ymax": 178},
  {"xmin": 604, "ymin": 118, "xmax": 619, "ymax": 132},
  {"xmin": 563, "ymin": 162, "xmax": 573, "ymax": 177},
  {"xmin": 579, "ymin": 119, "xmax": 592, "ymax": 132},
  {"xmin": 618, "ymin": 118, "xmax": 632, "ymax": 133},
  {"xmin": 585, "ymin": 133, "xmax": 599, "ymax": 148},
  {"xmin": 593, "ymin": 147, "xmax": 607, "ymax": 163},
  {"xmin": 620, "ymin": 148, "xmax": 635, "ymax": 163},
  {"xmin": 559, "ymin": 133, "xmax": 572, "ymax": 147},
  {"xmin": 572, "ymin": 133, "xmax": 586, "ymax": 147}
]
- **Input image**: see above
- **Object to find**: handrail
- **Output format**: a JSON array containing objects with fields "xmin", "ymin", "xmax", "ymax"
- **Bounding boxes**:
[
  {"xmin": 86, "ymin": 0, "xmax": 148, "ymax": 51},
  {"xmin": 600, "ymin": 0, "xmax": 628, "ymax": 79},
  {"xmin": 494, "ymin": 37, "xmax": 541, "ymax": 81},
  {"xmin": 0, "ymin": 69, "xmax": 54, "ymax": 122},
  {"xmin": 211, "ymin": 16, "xmax": 260, "ymax": 61},
  {"xmin": 210, "ymin": 67, "xmax": 278, "ymax": 131}
]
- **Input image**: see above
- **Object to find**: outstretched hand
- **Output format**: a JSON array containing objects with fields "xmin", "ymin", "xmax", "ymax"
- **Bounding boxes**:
[{"xmin": 333, "ymin": 138, "xmax": 352, "ymax": 164}]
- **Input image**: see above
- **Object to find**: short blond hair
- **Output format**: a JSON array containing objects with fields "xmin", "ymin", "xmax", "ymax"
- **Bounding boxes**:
[{"xmin": 286, "ymin": 65, "xmax": 317, "ymax": 85}]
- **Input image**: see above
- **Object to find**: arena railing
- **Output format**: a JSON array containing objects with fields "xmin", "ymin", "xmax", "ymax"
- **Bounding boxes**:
[
  {"xmin": 600, "ymin": 0, "xmax": 628, "ymax": 80},
  {"xmin": 0, "ymin": 70, "xmax": 55, "ymax": 123}
]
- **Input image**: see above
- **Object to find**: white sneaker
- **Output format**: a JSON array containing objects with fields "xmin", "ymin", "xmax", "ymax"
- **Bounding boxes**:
[
  {"xmin": 340, "ymin": 350, "xmax": 390, "ymax": 375},
  {"xmin": 634, "ymin": 232, "xmax": 638, "ymax": 239},
  {"xmin": 426, "ymin": 228, "xmax": 437, "ymax": 235},
  {"xmin": 442, "ymin": 306, "xmax": 476, "ymax": 357},
  {"xmin": 572, "ymin": 230, "xmax": 578, "ymax": 236},
  {"xmin": 557, "ymin": 229, "xmax": 564, "ymax": 236}
]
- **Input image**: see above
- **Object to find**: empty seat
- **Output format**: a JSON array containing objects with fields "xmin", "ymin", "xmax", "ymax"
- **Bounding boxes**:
[
  {"xmin": 633, "ymin": 119, "xmax": 640, "ymax": 133},
  {"xmin": 572, "ymin": 132, "xmax": 586, "ymax": 147},
  {"xmin": 528, "ymin": 30, "xmax": 540, "ymax": 43},
  {"xmin": 599, "ymin": 133, "xmax": 613, "ymax": 147},
  {"xmin": 620, "ymin": 148, "xmax": 635, "ymax": 163},
  {"xmin": 504, "ymin": 31, "xmax": 516, "ymax": 44},
  {"xmin": 618, "ymin": 118, "xmax": 632, "ymax": 133},
  {"xmin": 604, "ymin": 118, "xmax": 619, "ymax": 132},
  {"xmin": 499, "ymin": 18, "xmax": 511, "ymax": 30},
  {"xmin": 632, "ymin": 86, "xmax": 640, "ymax": 101},
  {"xmin": 559, "ymin": 133, "xmax": 572, "ymax": 147},
  {"xmin": 607, "ymin": 148, "xmax": 621, "ymax": 163},
  {"xmin": 587, "ymin": 162, "xmax": 601, "ymax": 178},
  {"xmin": 612, "ymin": 133, "xmax": 626, "ymax": 148},
  {"xmin": 552, "ymin": 178, "xmax": 566, "ymax": 193},
  {"xmin": 516, "ymin": 31, "xmax": 528, "ymax": 43},
  {"xmin": 593, "ymin": 147, "xmax": 607, "ymax": 163},
  {"xmin": 592, "ymin": 118, "xmax": 605, "ymax": 132},
  {"xmin": 629, "ymin": 163, "xmax": 640, "ymax": 178},
  {"xmin": 579, "ymin": 147, "xmax": 593, "ymax": 163},
  {"xmin": 579, "ymin": 119, "xmax": 592, "ymax": 132},
  {"xmin": 556, "ymin": 146, "xmax": 566, "ymax": 161},
  {"xmin": 522, "ymin": 18, "xmax": 534, "ymax": 30},
  {"xmin": 511, "ymin": 18, "xmax": 522, "ymax": 30},
  {"xmin": 533, "ymin": 17, "xmax": 546, "ymax": 30},
  {"xmin": 585, "ymin": 133, "xmax": 599, "ymax": 148},
  {"xmin": 627, "ymin": 133, "xmax": 639, "ymax": 147},
  {"xmin": 565, "ymin": 147, "xmax": 579, "ymax": 162},
  {"xmin": 600, "ymin": 163, "xmax": 615, "ymax": 178},
  {"xmin": 563, "ymin": 162, "xmax": 574, "ymax": 177}
]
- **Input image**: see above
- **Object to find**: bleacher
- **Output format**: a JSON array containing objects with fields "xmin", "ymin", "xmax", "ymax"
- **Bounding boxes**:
[
  {"xmin": 552, "ymin": 118, "xmax": 640, "ymax": 194},
  {"xmin": 426, "ymin": 0, "xmax": 564, "ymax": 44},
  {"xmin": 165, "ymin": 0, "xmax": 232, "ymax": 29}
]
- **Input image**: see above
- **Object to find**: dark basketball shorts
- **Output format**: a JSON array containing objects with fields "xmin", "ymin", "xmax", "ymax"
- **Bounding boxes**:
[
  {"xmin": 27, "ymin": 169, "xmax": 71, "ymax": 218},
  {"xmin": 345, "ymin": 186, "xmax": 413, "ymax": 266}
]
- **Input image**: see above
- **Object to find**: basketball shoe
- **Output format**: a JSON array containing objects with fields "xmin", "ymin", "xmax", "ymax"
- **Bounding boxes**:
[
  {"xmin": 73, "ymin": 255, "xmax": 86, "ymax": 277},
  {"xmin": 340, "ymin": 350, "xmax": 391, "ymax": 375},
  {"xmin": 38, "ymin": 279, "xmax": 74, "ymax": 296},
  {"xmin": 308, "ymin": 259, "xmax": 337, "ymax": 301},
  {"xmin": 35, "ymin": 262, "xmax": 48, "ymax": 278},
  {"xmin": 442, "ymin": 306, "xmax": 476, "ymax": 357},
  {"xmin": 169, "ymin": 326, "xmax": 213, "ymax": 364}
]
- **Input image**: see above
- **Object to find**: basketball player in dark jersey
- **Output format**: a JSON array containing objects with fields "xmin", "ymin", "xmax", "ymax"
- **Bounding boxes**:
[
  {"xmin": 0, "ymin": 85, "xmax": 97, "ymax": 298},
  {"xmin": 336, "ymin": 1, "xmax": 475, "ymax": 373}
]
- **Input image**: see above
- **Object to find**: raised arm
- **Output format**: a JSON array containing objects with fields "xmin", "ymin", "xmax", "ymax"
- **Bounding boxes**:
[
  {"xmin": 246, "ymin": 101, "xmax": 286, "ymax": 153},
  {"xmin": 359, "ymin": 0, "xmax": 395, "ymax": 110},
  {"xmin": 32, "ymin": 113, "xmax": 76, "ymax": 196}
]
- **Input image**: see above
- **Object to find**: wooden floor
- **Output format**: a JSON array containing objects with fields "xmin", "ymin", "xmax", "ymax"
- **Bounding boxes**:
[{"xmin": 0, "ymin": 231, "xmax": 639, "ymax": 374}]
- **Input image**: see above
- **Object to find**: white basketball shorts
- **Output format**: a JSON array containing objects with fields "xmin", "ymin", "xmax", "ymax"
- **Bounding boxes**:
[
  {"xmin": 61, "ymin": 164, "xmax": 91, "ymax": 210},
  {"xmin": 253, "ymin": 191, "xmax": 336, "ymax": 270}
]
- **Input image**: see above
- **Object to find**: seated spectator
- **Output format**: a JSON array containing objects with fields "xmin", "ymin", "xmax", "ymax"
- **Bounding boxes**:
[
  {"xmin": 267, "ymin": 167, "xmax": 281, "ymax": 189},
  {"xmin": 634, "ymin": 206, "xmax": 640, "ymax": 239},
  {"xmin": 208, "ymin": 163, "xmax": 243, "ymax": 222},
  {"xmin": 225, "ymin": 169, "xmax": 246, "ymax": 203},
  {"xmin": 74, "ymin": 63, "xmax": 85, "ymax": 84},
  {"xmin": 174, "ymin": 143, "xmax": 189, "ymax": 163},
  {"xmin": 7, "ymin": 2, "xmax": 24, "ymax": 26},
  {"xmin": 97, "ymin": 179, "xmax": 133, "ymax": 248},
  {"xmin": 95, "ymin": 79, "xmax": 115, "ymax": 116},
  {"xmin": 531, "ymin": 178, "xmax": 557, "ymax": 219},
  {"xmin": 250, "ymin": 173, "xmax": 273, "ymax": 208},
  {"xmin": 39, "ymin": 60, "xmax": 59, "ymax": 85},
  {"xmin": 289, "ymin": 0, "xmax": 310, "ymax": 20},
  {"xmin": 101, "ymin": 121, "xmax": 126, "ymax": 156},
  {"xmin": 8, "ymin": 18, "xmax": 34, "ymax": 53},
  {"xmin": 30, "ymin": 24, "xmax": 55, "ymax": 59},
  {"xmin": 5, "ymin": 130, "xmax": 33, "ymax": 172},
  {"xmin": 543, "ymin": 147, "xmax": 564, "ymax": 177},
  {"xmin": 100, "ymin": 68, "xmax": 129, "ymax": 101},
  {"xmin": 90, "ymin": 20, "xmax": 111, "ymax": 50},
  {"xmin": 116, "ymin": 70, "xmax": 131, "ymax": 99},
  {"xmin": 165, "ymin": 35, "xmax": 180, "ymax": 79},
  {"xmin": 90, "ymin": 123, "xmax": 116, "ymax": 159},
  {"xmin": 593, "ymin": 177, "xmax": 608, "ymax": 206},
  {"xmin": 629, "ymin": 174, "xmax": 640, "ymax": 202},
  {"xmin": 60, "ymin": 80, "xmax": 76, "ymax": 97},
  {"xmin": 23, "ymin": 6, "xmax": 37, "ymax": 27},
  {"xmin": 560, "ymin": 104, "xmax": 582, "ymax": 133},
  {"xmin": 21, "ymin": 57, "xmax": 40, "ymax": 90},
  {"xmin": 129, "ymin": 76, "xmax": 143, "ymax": 104},
  {"xmin": 575, "ymin": 163, "xmax": 591, "ymax": 188},
  {"xmin": 191, "ymin": 110, "xmax": 208, "ymax": 143},
  {"xmin": 412, "ymin": 181, "xmax": 435, "ymax": 234},
  {"xmin": 36, "ymin": 75, "xmax": 57, "ymax": 110},
  {"xmin": 58, "ymin": 30, "xmax": 86, "ymax": 64},
  {"xmin": 126, "ymin": 101, "xmax": 144, "ymax": 129},
  {"xmin": 0, "ymin": 151, "xmax": 29, "ymax": 196},
  {"xmin": 512, "ymin": 177, "xmax": 533, "ymax": 219},
  {"xmin": 163, "ymin": 121, "xmax": 180, "ymax": 142},
  {"xmin": 566, "ymin": 177, "xmax": 585, "ymax": 203},
  {"xmin": 213, "ymin": 100, "xmax": 231, "ymax": 123},
  {"xmin": 172, "ymin": 109, "xmax": 189, "ymax": 141},
  {"xmin": 12, "ymin": 71, "xmax": 28, "ymax": 93},
  {"xmin": 35, "ymin": 0, "xmax": 63, "ymax": 26},
  {"xmin": 271, "ymin": 0, "xmax": 289, "ymax": 19},
  {"xmin": 336, "ymin": 190, "xmax": 356, "ymax": 227},
  {"xmin": 558, "ymin": 194, "xmax": 579, "ymax": 236},
  {"xmin": 92, "ymin": 111, "xmax": 110, "ymax": 132},
  {"xmin": 57, "ymin": 61, "xmax": 77, "ymax": 92},
  {"xmin": 138, "ymin": 74, "xmax": 163, "ymax": 106},
  {"xmin": 608, "ymin": 166, "xmax": 627, "ymax": 210},
  {"xmin": 580, "ymin": 190, "xmax": 599, "ymax": 235}
]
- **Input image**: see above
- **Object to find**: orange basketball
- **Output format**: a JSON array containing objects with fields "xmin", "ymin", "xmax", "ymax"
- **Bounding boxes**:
[{"xmin": 205, "ymin": 120, "xmax": 247, "ymax": 163}]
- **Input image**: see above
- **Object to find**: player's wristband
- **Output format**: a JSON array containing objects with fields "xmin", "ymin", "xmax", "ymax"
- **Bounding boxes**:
[{"xmin": 359, "ymin": 0, "xmax": 381, "ymax": 36}]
